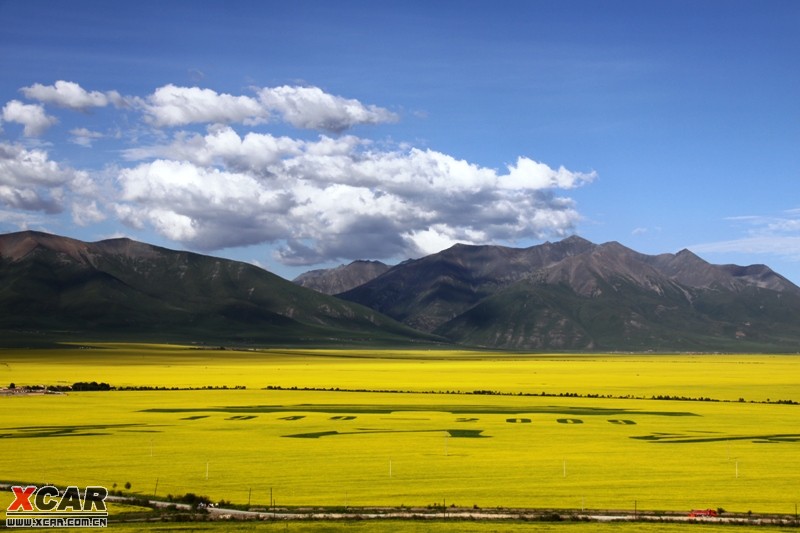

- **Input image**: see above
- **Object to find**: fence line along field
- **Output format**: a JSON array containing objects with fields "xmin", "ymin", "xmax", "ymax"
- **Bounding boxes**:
[{"xmin": 0, "ymin": 344, "xmax": 798, "ymax": 515}]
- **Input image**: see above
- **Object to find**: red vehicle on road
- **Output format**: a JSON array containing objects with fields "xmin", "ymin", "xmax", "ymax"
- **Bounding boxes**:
[{"xmin": 689, "ymin": 509, "xmax": 718, "ymax": 517}]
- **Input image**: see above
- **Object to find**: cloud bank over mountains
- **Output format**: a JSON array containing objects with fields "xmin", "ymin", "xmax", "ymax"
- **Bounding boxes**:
[{"xmin": 0, "ymin": 80, "xmax": 595, "ymax": 266}]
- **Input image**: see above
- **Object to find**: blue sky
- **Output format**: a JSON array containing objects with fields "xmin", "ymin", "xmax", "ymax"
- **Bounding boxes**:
[{"xmin": 1, "ymin": 0, "xmax": 798, "ymax": 282}]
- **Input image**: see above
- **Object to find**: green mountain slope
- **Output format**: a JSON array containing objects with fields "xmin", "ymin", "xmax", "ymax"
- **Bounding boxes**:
[
  {"xmin": 338, "ymin": 238, "xmax": 800, "ymax": 352},
  {"xmin": 337, "ymin": 237, "xmax": 595, "ymax": 332},
  {"xmin": 0, "ymin": 231, "xmax": 437, "ymax": 346}
]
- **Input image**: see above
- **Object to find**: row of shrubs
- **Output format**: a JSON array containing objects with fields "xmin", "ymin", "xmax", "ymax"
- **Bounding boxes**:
[
  {"xmin": 7, "ymin": 382, "xmax": 245, "ymax": 391},
  {"xmin": 8, "ymin": 381, "xmax": 797, "ymax": 404}
]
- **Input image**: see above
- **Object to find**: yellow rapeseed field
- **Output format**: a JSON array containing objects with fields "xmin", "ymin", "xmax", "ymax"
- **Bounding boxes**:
[{"xmin": 0, "ymin": 344, "xmax": 798, "ymax": 515}]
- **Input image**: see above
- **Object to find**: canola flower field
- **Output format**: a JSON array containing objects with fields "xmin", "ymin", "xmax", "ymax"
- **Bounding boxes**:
[{"xmin": 0, "ymin": 344, "xmax": 798, "ymax": 516}]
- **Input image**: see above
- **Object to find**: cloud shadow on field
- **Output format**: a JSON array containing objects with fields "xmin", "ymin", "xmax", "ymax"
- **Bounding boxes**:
[
  {"xmin": 141, "ymin": 404, "xmax": 699, "ymax": 417},
  {"xmin": 283, "ymin": 428, "xmax": 489, "ymax": 439},
  {"xmin": 0, "ymin": 423, "xmax": 164, "ymax": 439},
  {"xmin": 631, "ymin": 432, "xmax": 800, "ymax": 444}
]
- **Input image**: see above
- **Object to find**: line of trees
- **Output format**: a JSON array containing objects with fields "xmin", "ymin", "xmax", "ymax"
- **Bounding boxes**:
[{"xmin": 6, "ymin": 382, "xmax": 246, "ymax": 392}]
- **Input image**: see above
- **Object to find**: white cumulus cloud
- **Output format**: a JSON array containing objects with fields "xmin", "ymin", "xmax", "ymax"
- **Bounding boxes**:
[
  {"xmin": 141, "ymin": 85, "xmax": 265, "ymax": 127},
  {"xmin": 1, "ymin": 100, "xmax": 58, "ymax": 136},
  {"xmin": 21, "ymin": 80, "xmax": 123, "ymax": 110},
  {"xmin": 123, "ymin": 126, "xmax": 304, "ymax": 174},
  {"xmin": 114, "ymin": 133, "xmax": 593, "ymax": 264},
  {"xmin": 0, "ymin": 79, "xmax": 597, "ymax": 268},
  {"xmin": 0, "ymin": 142, "xmax": 88, "ymax": 213},
  {"xmin": 116, "ymin": 159, "xmax": 294, "ymax": 249},
  {"xmin": 139, "ymin": 84, "xmax": 397, "ymax": 132},
  {"xmin": 501, "ymin": 157, "xmax": 596, "ymax": 190},
  {"xmin": 258, "ymin": 85, "xmax": 398, "ymax": 133}
]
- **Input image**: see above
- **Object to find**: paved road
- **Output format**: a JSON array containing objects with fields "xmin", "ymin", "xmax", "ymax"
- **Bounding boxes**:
[
  {"xmin": 187, "ymin": 504, "xmax": 794, "ymax": 526},
  {"xmin": 2, "ymin": 485, "xmax": 794, "ymax": 526}
]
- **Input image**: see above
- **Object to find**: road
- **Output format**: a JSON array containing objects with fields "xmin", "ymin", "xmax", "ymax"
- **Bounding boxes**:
[
  {"xmin": 146, "ymin": 500, "xmax": 795, "ymax": 526},
  {"xmin": 2, "ymin": 485, "xmax": 794, "ymax": 526}
]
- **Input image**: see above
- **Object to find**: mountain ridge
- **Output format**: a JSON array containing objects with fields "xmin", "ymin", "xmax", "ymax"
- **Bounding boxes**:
[
  {"xmin": 0, "ymin": 230, "xmax": 437, "ymax": 346},
  {"xmin": 4, "ymin": 230, "xmax": 800, "ymax": 352},
  {"xmin": 333, "ymin": 237, "xmax": 800, "ymax": 351},
  {"xmin": 294, "ymin": 260, "xmax": 391, "ymax": 295}
]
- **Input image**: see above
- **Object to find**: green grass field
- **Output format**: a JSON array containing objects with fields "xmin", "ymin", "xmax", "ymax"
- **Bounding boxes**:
[{"xmin": 1, "ymin": 344, "xmax": 798, "ymax": 519}]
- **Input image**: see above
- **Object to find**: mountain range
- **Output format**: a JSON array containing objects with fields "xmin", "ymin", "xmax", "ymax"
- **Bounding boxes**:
[
  {"xmin": 0, "ymin": 231, "xmax": 433, "ymax": 346},
  {"xmin": 301, "ymin": 236, "xmax": 800, "ymax": 352},
  {"xmin": 3, "ymin": 230, "xmax": 800, "ymax": 352}
]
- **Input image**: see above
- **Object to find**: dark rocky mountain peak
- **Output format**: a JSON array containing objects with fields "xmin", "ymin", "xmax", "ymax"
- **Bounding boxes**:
[
  {"xmin": 0, "ymin": 230, "xmax": 93, "ymax": 263},
  {"xmin": 336, "ymin": 235, "xmax": 800, "ymax": 351},
  {"xmin": 293, "ymin": 259, "xmax": 391, "ymax": 295},
  {"xmin": 645, "ymin": 247, "xmax": 797, "ymax": 293},
  {"xmin": 336, "ymin": 238, "xmax": 605, "ymax": 332},
  {"xmin": 556, "ymin": 234, "xmax": 594, "ymax": 248}
]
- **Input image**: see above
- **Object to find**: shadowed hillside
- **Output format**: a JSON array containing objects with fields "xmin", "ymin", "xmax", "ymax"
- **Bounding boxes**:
[
  {"xmin": 6, "ymin": 230, "xmax": 800, "ymax": 351},
  {"xmin": 0, "ymin": 231, "xmax": 439, "ymax": 346},
  {"xmin": 336, "ymin": 238, "xmax": 800, "ymax": 351}
]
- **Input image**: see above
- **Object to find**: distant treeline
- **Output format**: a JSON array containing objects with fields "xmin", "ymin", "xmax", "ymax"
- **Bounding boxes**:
[
  {"xmin": 7, "ymin": 382, "xmax": 796, "ymax": 405},
  {"xmin": 8, "ymin": 383, "xmax": 246, "ymax": 392},
  {"xmin": 262, "ymin": 385, "xmax": 798, "ymax": 405},
  {"xmin": 5, "ymin": 383, "xmax": 112, "ymax": 392},
  {"xmin": 114, "ymin": 385, "xmax": 247, "ymax": 391}
]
